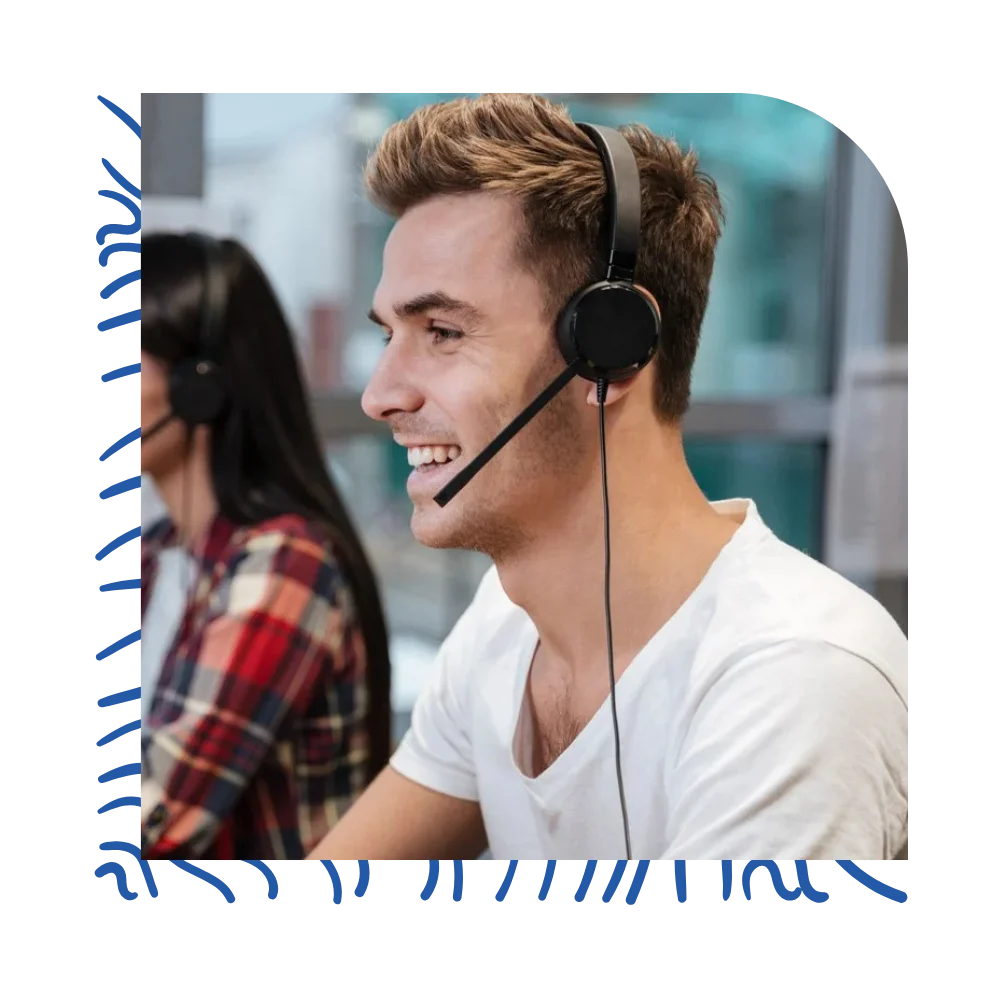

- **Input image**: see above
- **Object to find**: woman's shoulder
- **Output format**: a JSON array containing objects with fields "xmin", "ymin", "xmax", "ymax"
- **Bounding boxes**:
[
  {"xmin": 215, "ymin": 513, "xmax": 354, "ymax": 614},
  {"xmin": 235, "ymin": 511, "xmax": 331, "ymax": 550},
  {"xmin": 227, "ymin": 513, "xmax": 342, "ymax": 574},
  {"xmin": 226, "ymin": 513, "xmax": 345, "ymax": 591}
]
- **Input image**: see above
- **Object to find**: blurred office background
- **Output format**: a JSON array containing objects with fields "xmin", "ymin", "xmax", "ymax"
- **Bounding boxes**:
[{"xmin": 141, "ymin": 93, "xmax": 907, "ymax": 743}]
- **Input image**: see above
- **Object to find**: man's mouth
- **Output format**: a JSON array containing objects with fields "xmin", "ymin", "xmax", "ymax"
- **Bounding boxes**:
[{"xmin": 406, "ymin": 445, "xmax": 462, "ymax": 469}]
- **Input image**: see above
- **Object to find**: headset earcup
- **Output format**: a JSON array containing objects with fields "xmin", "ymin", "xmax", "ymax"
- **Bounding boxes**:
[
  {"xmin": 557, "ymin": 281, "xmax": 661, "ymax": 383},
  {"xmin": 556, "ymin": 284, "xmax": 592, "ymax": 369},
  {"xmin": 170, "ymin": 358, "xmax": 227, "ymax": 427}
]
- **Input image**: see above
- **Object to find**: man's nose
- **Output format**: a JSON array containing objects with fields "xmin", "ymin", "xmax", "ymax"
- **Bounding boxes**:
[{"xmin": 361, "ymin": 343, "xmax": 424, "ymax": 423}]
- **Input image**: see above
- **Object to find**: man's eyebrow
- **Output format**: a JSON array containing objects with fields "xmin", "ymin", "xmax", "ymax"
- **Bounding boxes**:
[{"xmin": 367, "ymin": 291, "xmax": 483, "ymax": 329}]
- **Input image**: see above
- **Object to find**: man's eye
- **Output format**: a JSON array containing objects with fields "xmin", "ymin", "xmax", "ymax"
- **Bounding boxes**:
[{"xmin": 430, "ymin": 325, "xmax": 463, "ymax": 343}]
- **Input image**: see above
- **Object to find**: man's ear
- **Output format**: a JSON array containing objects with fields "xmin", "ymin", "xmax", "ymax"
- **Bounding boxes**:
[{"xmin": 585, "ymin": 373, "xmax": 642, "ymax": 408}]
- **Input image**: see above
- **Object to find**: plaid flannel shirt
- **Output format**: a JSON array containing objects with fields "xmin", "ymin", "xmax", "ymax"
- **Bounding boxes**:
[{"xmin": 140, "ymin": 511, "xmax": 370, "ymax": 859}]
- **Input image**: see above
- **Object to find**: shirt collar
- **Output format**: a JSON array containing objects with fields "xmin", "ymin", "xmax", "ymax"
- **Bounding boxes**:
[{"xmin": 142, "ymin": 510, "xmax": 240, "ymax": 569}]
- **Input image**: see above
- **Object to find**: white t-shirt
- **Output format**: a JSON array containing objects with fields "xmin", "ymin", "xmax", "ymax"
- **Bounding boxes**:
[{"xmin": 391, "ymin": 499, "xmax": 908, "ymax": 860}]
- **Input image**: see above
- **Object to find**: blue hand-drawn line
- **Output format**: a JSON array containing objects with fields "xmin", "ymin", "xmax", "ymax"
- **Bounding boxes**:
[
  {"xmin": 98, "ymin": 687, "xmax": 140, "ymax": 708},
  {"xmin": 100, "ymin": 579, "xmax": 141, "ymax": 592},
  {"xmin": 795, "ymin": 861, "xmax": 829, "ymax": 902},
  {"xmin": 624, "ymin": 861, "xmax": 648, "ymax": 904},
  {"xmin": 97, "ymin": 189, "xmax": 141, "ymax": 245},
  {"xmin": 101, "ymin": 270, "xmax": 141, "ymax": 299},
  {"xmin": 722, "ymin": 860, "xmax": 733, "ymax": 899},
  {"xmin": 102, "ymin": 364, "xmax": 140, "ymax": 383},
  {"xmin": 100, "ymin": 476, "xmax": 141, "ymax": 499},
  {"xmin": 321, "ymin": 861, "xmax": 343, "ymax": 903},
  {"xmin": 97, "ymin": 96, "xmax": 140, "ymax": 138},
  {"xmin": 96, "ymin": 719, "xmax": 141, "ymax": 745},
  {"xmin": 95, "ymin": 862, "xmax": 137, "ymax": 900},
  {"xmin": 539, "ymin": 860, "xmax": 556, "ymax": 900},
  {"xmin": 100, "ymin": 242, "xmax": 141, "ymax": 267},
  {"xmin": 575, "ymin": 860, "xmax": 597, "ymax": 901},
  {"xmin": 742, "ymin": 861, "xmax": 815, "ymax": 903},
  {"xmin": 170, "ymin": 861, "xmax": 235, "ymax": 902},
  {"xmin": 601, "ymin": 861, "xmax": 628, "ymax": 905},
  {"xmin": 836, "ymin": 861, "xmax": 907, "ymax": 903},
  {"xmin": 96, "ymin": 629, "xmax": 141, "ymax": 660},
  {"xmin": 95, "ymin": 526, "xmax": 140, "ymax": 561},
  {"xmin": 673, "ymin": 860, "xmax": 687, "ymax": 902},
  {"xmin": 98, "ymin": 762, "xmax": 141, "ymax": 783},
  {"xmin": 98, "ymin": 796, "xmax": 141, "ymax": 814},
  {"xmin": 99, "ymin": 842, "xmax": 157, "ymax": 898},
  {"xmin": 97, "ymin": 308, "xmax": 142, "ymax": 333},
  {"xmin": 356, "ymin": 861, "xmax": 370, "ymax": 896},
  {"xmin": 496, "ymin": 860, "xmax": 517, "ymax": 901},
  {"xmin": 101, "ymin": 156, "xmax": 142, "ymax": 201},
  {"xmin": 100, "ymin": 428, "xmax": 140, "ymax": 462},
  {"xmin": 421, "ymin": 861, "xmax": 439, "ymax": 900},
  {"xmin": 243, "ymin": 860, "xmax": 278, "ymax": 899}
]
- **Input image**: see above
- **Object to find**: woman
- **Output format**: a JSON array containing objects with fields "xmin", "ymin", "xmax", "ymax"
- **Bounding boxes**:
[{"xmin": 139, "ymin": 232, "xmax": 391, "ymax": 860}]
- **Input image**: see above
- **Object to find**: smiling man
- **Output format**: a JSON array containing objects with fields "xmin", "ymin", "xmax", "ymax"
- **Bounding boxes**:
[{"xmin": 308, "ymin": 94, "xmax": 908, "ymax": 861}]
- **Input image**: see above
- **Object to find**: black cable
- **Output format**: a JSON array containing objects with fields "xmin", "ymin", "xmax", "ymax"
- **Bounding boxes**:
[
  {"xmin": 597, "ymin": 378, "xmax": 632, "ymax": 861},
  {"xmin": 179, "ymin": 427, "xmax": 202, "ymax": 611}
]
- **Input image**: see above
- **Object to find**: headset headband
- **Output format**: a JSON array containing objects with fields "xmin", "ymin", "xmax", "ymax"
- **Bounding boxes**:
[
  {"xmin": 184, "ymin": 231, "xmax": 227, "ymax": 362},
  {"xmin": 577, "ymin": 123, "xmax": 642, "ymax": 283}
]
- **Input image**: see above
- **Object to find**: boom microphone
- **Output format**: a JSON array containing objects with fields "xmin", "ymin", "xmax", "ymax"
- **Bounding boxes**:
[
  {"xmin": 141, "ymin": 412, "xmax": 176, "ymax": 444},
  {"xmin": 433, "ymin": 359, "xmax": 583, "ymax": 507}
]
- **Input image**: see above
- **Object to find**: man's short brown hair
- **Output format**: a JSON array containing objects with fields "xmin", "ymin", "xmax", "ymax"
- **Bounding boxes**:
[{"xmin": 365, "ymin": 93, "xmax": 724, "ymax": 420}]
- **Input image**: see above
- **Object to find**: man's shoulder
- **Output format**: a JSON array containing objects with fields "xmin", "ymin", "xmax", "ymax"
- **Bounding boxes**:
[{"xmin": 709, "ymin": 531, "xmax": 907, "ymax": 704}]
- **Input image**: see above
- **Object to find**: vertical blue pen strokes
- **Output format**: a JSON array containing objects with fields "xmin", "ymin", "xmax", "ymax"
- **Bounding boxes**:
[
  {"xmin": 321, "ymin": 861, "xmax": 343, "ymax": 903},
  {"xmin": 355, "ymin": 861, "xmax": 370, "ymax": 897},
  {"xmin": 94, "ymin": 840, "xmax": 160, "ymax": 903},
  {"xmin": 421, "ymin": 861, "xmax": 439, "ymax": 900},
  {"xmin": 94, "ymin": 856, "xmax": 909, "ymax": 907},
  {"xmin": 496, "ymin": 860, "xmax": 518, "ymax": 901},
  {"xmin": 170, "ymin": 861, "xmax": 236, "ymax": 902},
  {"xmin": 575, "ymin": 861, "xmax": 597, "ymax": 901},
  {"xmin": 95, "ymin": 95, "xmax": 151, "ymax": 901},
  {"xmin": 243, "ymin": 860, "xmax": 278, "ymax": 899}
]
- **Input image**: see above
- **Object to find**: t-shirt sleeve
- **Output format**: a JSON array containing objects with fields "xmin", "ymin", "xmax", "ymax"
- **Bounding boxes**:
[
  {"xmin": 662, "ymin": 639, "xmax": 908, "ymax": 860},
  {"xmin": 389, "ymin": 571, "xmax": 498, "ymax": 802}
]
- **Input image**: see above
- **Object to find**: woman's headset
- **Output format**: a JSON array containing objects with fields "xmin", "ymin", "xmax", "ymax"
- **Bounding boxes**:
[
  {"xmin": 141, "ymin": 232, "xmax": 229, "ymax": 443},
  {"xmin": 169, "ymin": 233, "xmax": 229, "ymax": 425}
]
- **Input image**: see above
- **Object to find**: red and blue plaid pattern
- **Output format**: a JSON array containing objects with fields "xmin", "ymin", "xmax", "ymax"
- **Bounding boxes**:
[{"xmin": 141, "ymin": 512, "xmax": 370, "ymax": 859}]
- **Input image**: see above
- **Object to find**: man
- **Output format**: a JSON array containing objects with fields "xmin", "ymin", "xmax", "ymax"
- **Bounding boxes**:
[{"xmin": 309, "ymin": 94, "xmax": 907, "ymax": 860}]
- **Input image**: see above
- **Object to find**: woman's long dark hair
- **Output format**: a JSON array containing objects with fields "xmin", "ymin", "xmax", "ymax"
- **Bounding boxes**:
[{"xmin": 141, "ymin": 232, "xmax": 391, "ymax": 781}]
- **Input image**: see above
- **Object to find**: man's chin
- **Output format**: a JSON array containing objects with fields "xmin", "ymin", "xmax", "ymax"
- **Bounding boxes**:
[{"xmin": 410, "ymin": 504, "xmax": 461, "ymax": 550}]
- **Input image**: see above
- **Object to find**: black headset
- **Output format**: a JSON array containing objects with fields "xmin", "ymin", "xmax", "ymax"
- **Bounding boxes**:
[
  {"xmin": 555, "ymin": 123, "xmax": 662, "ymax": 384},
  {"xmin": 170, "ymin": 232, "xmax": 229, "ymax": 426},
  {"xmin": 141, "ymin": 232, "xmax": 229, "ymax": 443},
  {"xmin": 433, "ymin": 122, "xmax": 661, "ymax": 859},
  {"xmin": 562, "ymin": 123, "xmax": 658, "ymax": 861}
]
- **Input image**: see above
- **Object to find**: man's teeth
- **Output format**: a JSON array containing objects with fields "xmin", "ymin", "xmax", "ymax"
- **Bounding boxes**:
[{"xmin": 407, "ymin": 445, "xmax": 461, "ymax": 467}]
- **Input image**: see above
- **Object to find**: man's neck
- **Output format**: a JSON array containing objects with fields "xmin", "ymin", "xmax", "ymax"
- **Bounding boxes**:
[{"xmin": 495, "ymin": 429, "xmax": 740, "ymax": 679}]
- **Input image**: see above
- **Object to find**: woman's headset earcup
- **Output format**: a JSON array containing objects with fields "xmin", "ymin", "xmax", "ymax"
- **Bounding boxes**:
[{"xmin": 169, "ymin": 357, "xmax": 227, "ymax": 427}]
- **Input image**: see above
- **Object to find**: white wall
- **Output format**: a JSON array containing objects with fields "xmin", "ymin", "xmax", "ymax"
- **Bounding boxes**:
[{"xmin": 203, "ymin": 95, "xmax": 353, "ymax": 344}]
